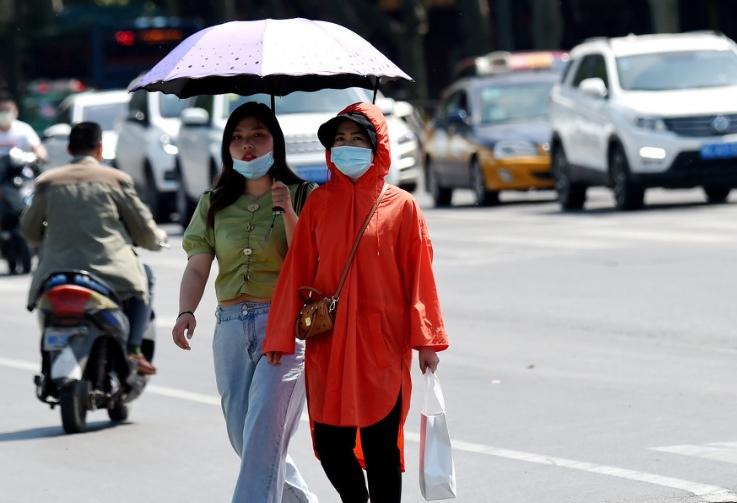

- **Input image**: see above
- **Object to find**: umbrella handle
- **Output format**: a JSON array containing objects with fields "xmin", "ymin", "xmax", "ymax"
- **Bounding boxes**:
[{"xmin": 372, "ymin": 77, "xmax": 381, "ymax": 104}]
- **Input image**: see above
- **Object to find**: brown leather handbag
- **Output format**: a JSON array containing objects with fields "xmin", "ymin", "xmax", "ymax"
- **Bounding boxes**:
[{"xmin": 295, "ymin": 184, "xmax": 388, "ymax": 340}]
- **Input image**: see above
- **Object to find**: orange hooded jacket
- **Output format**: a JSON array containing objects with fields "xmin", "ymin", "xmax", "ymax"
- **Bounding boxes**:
[{"xmin": 263, "ymin": 102, "xmax": 448, "ymax": 465}]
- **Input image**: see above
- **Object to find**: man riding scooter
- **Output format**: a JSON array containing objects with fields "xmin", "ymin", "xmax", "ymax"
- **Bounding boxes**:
[{"xmin": 21, "ymin": 122, "xmax": 166, "ymax": 374}]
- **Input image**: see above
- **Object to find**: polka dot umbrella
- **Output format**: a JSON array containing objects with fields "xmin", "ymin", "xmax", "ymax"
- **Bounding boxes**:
[{"xmin": 129, "ymin": 18, "xmax": 413, "ymax": 102}]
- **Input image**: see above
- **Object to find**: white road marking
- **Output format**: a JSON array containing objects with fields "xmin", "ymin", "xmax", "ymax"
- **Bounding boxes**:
[
  {"xmin": 652, "ymin": 442, "xmax": 737, "ymax": 465},
  {"xmin": 0, "ymin": 357, "xmax": 37, "ymax": 371},
  {"xmin": 2, "ymin": 356, "xmax": 736, "ymax": 501},
  {"xmin": 0, "ymin": 280, "xmax": 30, "ymax": 292}
]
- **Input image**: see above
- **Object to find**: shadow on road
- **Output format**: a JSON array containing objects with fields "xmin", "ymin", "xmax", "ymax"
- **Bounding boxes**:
[{"xmin": 0, "ymin": 420, "xmax": 125, "ymax": 441}]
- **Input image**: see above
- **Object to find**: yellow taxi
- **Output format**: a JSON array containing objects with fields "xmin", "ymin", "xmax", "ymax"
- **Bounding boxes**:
[{"xmin": 424, "ymin": 51, "xmax": 567, "ymax": 206}]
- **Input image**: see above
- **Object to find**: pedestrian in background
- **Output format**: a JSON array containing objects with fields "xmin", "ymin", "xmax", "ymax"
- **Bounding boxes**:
[
  {"xmin": 264, "ymin": 102, "xmax": 449, "ymax": 503},
  {"xmin": 172, "ymin": 102, "xmax": 317, "ymax": 503},
  {"xmin": 0, "ymin": 92, "xmax": 48, "ymax": 162}
]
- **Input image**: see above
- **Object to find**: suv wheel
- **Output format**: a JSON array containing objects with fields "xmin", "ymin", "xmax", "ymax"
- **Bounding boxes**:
[
  {"xmin": 552, "ymin": 145, "xmax": 586, "ymax": 210},
  {"xmin": 176, "ymin": 164, "xmax": 197, "ymax": 228},
  {"xmin": 398, "ymin": 182, "xmax": 417, "ymax": 193},
  {"xmin": 471, "ymin": 158, "xmax": 499, "ymax": 206},
  {"xmin": 426, "ymin": 163, "xmax": 452, "ymax": 207},
  {"xmin": 703, "ymin": 186, "xmax": 731, "ymax": 204},
  {"xmin": 141, "ymin": 167, "xmax": 161, "ymax": 221},
  {"xmin": 610, "ymin": 146, "xmax": 644, "ymax": 210}
]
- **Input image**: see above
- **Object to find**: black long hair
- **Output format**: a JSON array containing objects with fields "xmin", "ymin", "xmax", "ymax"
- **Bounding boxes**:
[{"xmin": 207, "ymin": 101, "xmax": 304, "ymax": 227}]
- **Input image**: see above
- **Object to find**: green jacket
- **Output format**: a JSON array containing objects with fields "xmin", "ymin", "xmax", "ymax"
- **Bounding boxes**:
[{"xmin": 21, "ymin": 156, "xmax": 162, "ymax": 309}]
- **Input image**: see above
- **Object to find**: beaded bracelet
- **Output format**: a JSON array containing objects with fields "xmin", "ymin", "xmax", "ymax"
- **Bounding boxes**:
[{"xmin": 177, "ymin": 310, "xmax": 195, "ymax": 320}]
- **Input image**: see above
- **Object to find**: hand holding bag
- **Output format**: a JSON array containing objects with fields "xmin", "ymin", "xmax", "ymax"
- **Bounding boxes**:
[
  {"xmin": 295, "ymin": 184, "xmax": 388, "ymax": 340},
  {"xmin": 419, "ymin": 370, "xmax": 457, "ymax": 500}
]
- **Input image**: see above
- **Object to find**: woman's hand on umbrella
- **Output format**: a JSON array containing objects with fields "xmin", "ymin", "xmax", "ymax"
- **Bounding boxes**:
[
  {"xmin": 418, "ymin": 347, "xmax": 439, "ymax": 373},
  {"xmin": 272, "ymin": 181, "xmax": 294, "ymax": 215},
  {"xmin": 172, "ymin": 312, "xmax": 196, "ymax": 350},
  {"xmin": 265, "ymin": 351, "xmax": 282, "ymax": 365}
]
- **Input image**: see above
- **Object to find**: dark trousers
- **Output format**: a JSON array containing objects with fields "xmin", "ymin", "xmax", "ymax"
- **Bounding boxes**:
[
  {"xmin": 313, "ymin": 394, "xmax": 402, "ymax": 503},
  {"xmin": 121, "ymin": 264, "xmax": 154, "ymax": 352},
  {"xmin": 121, "ymin": 294, "xmax": 149, "ymax": 352}
]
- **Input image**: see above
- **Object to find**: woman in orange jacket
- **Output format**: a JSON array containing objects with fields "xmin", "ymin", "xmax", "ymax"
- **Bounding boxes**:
[{"xmin": 264, "ymin": 102, "xmax": 449, "ymax": 503}]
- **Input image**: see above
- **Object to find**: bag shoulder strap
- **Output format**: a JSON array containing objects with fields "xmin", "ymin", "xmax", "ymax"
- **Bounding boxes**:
[
  {"xmin": 293, "ymin": 181, "xmax": 313, "ymax": 215},
  {"xmin": 334, "ymin": 184, "xmax": 388, "ymax": 298}
]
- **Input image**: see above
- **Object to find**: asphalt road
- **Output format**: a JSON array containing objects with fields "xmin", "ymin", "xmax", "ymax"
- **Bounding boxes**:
[{"xmin": 2, "ymin": 186, "xmax": 737, "ymax": 503}]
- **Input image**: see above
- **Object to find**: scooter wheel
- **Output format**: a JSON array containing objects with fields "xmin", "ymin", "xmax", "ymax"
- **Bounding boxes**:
[{"xmin": 60, "ymin": 380, "xmax": 90, "ymax": 434}]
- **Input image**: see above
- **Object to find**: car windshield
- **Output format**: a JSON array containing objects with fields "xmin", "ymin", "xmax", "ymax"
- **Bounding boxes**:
[
  {"xmin": 477, "ymin": 82, "xmax": 552, "ymax": 124},
  {"xmin": 223, "ymin": 88, "xmax": 370, "ymax": 118},
  {"xmin": 82, "ymin": 102, "xmax": 127, "ymax": 130},
  {"xmin": 617, "ymin": 50, "xmax": 737, "ymax": 90},
  {"xmin": 159, "ymin": 94, "xmax": 192, "ymax": 118}
]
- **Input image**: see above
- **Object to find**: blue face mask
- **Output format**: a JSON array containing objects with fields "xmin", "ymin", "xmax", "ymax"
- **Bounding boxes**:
[
  {"xmin": 232, "ymin": 152, "xmax": 274, "ymax": 179},
  {"xmin": 331, "ymin": 146, "xmax": 373, "ymax": 180}
]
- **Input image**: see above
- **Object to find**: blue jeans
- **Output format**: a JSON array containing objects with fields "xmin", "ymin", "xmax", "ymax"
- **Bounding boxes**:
[{"xmin": 213, "ymin": 302, "xmax": 317, "ymax": 503}]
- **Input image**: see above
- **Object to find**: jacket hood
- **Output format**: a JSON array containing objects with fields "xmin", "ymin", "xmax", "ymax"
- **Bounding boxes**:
[{"xmin": 324, "ymin": 102, "xmax": 391, "ymax": 187}]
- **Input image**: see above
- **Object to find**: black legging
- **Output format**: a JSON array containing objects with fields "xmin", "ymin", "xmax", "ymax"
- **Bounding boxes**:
[{"xmin": 313, "ymin": 394, "xmax": 402, "ymax": 503}]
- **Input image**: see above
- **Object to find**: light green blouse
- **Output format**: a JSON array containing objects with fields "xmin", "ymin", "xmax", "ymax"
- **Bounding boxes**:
[{"xmin": 182, "ymin": 183, "xmax": 315, "ymax": 302}]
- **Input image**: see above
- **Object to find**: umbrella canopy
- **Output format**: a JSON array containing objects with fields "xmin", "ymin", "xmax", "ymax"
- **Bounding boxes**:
[{"xmin": 130, "ymin": 18, "xmax": 412, "ymax": 98}]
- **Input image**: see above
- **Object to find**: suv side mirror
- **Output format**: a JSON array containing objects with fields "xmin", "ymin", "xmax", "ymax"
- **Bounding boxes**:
[
  {"xmin": 180, "ymin": 107, "xmax": 210, "ymax": 127},
  {"xmin": 579, "ymin": 78, "xmax": 608, "ymax": 99},
  {"xmin": 126, "ymin": 110, "xmax": 148, "ymax": 124},
  {"xmin": 42, "ymin": 123, "xmax": 72, "ymax": 140}
]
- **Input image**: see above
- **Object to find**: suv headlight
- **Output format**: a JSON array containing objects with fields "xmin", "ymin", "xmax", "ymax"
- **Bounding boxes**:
[
  {"xmin": 493, "ymin": 140, "xmax": 538, "ymax": 158},
  {"xmin": 160, "ymin": 134, "xmax": 179, "ymax": 155},
  {"xmin": 635, "ymin": 117, "xmax": 667, "ymax": 132}
]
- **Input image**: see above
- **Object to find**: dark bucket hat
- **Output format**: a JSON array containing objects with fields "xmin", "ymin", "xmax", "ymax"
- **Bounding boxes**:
[{"xmin": 317, "ymin": 112, "xmax": 377, "ymax": 152}]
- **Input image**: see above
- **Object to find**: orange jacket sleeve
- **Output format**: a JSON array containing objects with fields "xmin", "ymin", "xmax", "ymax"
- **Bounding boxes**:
[
  {"xmin": 399, "ymin": 199, "xmax": 449, "ymax": 351},
  {"xmin": 264, "ymin": 196, "xmax": 320, "ymax": 354}
]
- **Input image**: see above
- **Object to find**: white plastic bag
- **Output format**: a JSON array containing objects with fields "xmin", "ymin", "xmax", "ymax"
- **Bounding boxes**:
[{"xmin": 419, "ymin": 370, "xmax": 457, "ymax": 500}]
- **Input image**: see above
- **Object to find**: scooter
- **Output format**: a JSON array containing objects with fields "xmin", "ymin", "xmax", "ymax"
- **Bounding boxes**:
[
  {"xmin": 31, "ymin": 267, "xmax": 156, "ymax": 434},
  {"xmin": 0, "ymin": 147, "xmax": 37, "ymax": 274}
]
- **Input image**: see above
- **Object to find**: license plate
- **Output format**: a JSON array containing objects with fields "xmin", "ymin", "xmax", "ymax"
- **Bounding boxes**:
[
  {"xmin": 296, "ymin": 165, "xmax": 329, "ymax": 184},
  {"xmin": 700, "ymin": 142, "xmax": 737, "ymax": 160},
  {"xmin": 43, "ymin": 327, "xmax": 86, "ymax": 351}
]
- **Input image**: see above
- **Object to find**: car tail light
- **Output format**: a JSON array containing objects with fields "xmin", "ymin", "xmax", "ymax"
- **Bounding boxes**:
[{"xmin": 47, "ymin": 286, "xmax": 92, "ymax": 317}]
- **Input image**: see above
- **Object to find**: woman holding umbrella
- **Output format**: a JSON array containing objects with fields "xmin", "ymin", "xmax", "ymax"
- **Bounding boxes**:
[
  {"xmin": 264, "ymin": 101, "xmax": 449, "ymax": 503},
  {"xmin": 172, "ymin": 102, "xmax": 317, "ymax": 503}
]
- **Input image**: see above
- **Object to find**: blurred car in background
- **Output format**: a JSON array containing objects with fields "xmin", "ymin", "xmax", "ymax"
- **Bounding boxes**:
[
  {"xmin": 22, "ymin": 79, "xmax": 87, "ymax": 134},
  {"xmin": 41, "ymin": 90, "xmax": 130, "ymax": 169},
  {"xmin": 550, "ymin": 32, "xmax": 737, "ymax": 210},
  {"xmin": 115, "ymin": 89, "xmax": 192, "ymax": 222},
  {"xmin": 175, "ymin": 88, "xmax": 420, "ymax": 226},
  {"xmin": 424, "ymin": 51, "xmax": 566, "ymax": 207}
]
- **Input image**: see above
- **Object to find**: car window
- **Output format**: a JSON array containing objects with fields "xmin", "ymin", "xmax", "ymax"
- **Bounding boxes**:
[
  {"xmin": 559, "ymin": 59, "xmax": 575, "ymax": 84},
  {"xmin": 193, "ymin": 95, "xmax": 213, "ymax": 115},
  {"xmin": 82, "ymin": 102, "xmax": 128, "ymax": 130},
  {"xmin": 572, "ymin": 54, "xmax": 609, "ymax": 89},
  {"xmin": 442, "ymin": 90, "xmax": 468, "ymax": 119},
  {"xmin": 617, "ymin": 50, "xmax": 737, "ymax": 90},
  {"xmin": 478, "ymin": 82, "xmax": 553, "ymax": 124},
  {"xmin": 54, "ymin": 102, "xmax": 72, "ymax": 125},
  {"xmin": 159, "ymin": 94, "xmax": 192, "ymax": 118},
  {"xmin": 223, "ymin": 88, "xmax": 369, "ymax": 118}
]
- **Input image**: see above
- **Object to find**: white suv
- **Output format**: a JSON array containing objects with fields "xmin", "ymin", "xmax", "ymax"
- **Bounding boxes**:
[
  {"xmin": 175, "ymin": 89, "xmax": 420, "ymax": 226},
  {"xmin": 550, "ymin": 32, "xmax": 737, "ymax": 210},
  {"xmin": 114, "ymin": 90, "xmax": 192, "ymax": 221}
]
